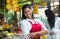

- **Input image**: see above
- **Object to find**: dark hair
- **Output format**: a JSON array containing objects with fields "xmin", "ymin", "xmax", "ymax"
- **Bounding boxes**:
[
  {"xmin": 45, "ymin": 9, "xmax": 55, "ymax": 29},
  {"xmin": 22, "ymin": 4, "xmax": 34, "ymax": 19}
]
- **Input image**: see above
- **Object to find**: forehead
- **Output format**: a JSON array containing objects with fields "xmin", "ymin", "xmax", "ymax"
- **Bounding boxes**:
[{"xmin": 24, "ymin": 8, "xmax": 31, "ymax": 11}]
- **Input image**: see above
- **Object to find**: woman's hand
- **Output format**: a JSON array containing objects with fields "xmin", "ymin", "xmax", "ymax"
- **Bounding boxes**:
[
  {"xmin": 50, "ymin": 31, "xmax": 54, "ymax": 35},
  {"xmin": 30, "ymin": 32, "xmax": 38, "ymax": 39}
]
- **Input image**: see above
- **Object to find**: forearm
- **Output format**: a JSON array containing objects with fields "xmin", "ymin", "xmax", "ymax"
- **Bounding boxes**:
[
  {"xmin": 53, "ymin": 29, "xmax": 60, "ymax": 33},
  {"xmin": 36, "ymin": 30, "xmax": 48, "ymax": 36},
  {"xmin": 30, "ymin": 30, "xmax": 48, "ymax": 39}
]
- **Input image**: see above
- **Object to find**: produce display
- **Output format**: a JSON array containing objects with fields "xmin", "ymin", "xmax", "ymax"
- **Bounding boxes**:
[
  {"xmin": 33, "ymin": 4, "xmax": 38, "ymax": 14},
  {"xmin": 40, "ymin": 0, "xmax": 47, "ymax": 7},
  {"xmin": 6, "ymin": 0, "xmax": 19, "ymax": 11}
]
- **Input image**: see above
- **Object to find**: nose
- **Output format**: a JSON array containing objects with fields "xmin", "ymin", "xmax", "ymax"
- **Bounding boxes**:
[{"xmin": 27, "ymin": 12, "xmax": 30, "ymax": 15}]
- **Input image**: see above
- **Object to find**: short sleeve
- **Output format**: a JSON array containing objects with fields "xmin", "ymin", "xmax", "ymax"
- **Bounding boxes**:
[
  {"xmin": 19, "ymin": 20, "xmax": 30, "ymax": 36},
  {"xmin": 58, "ymin": 17, "xmax": 60, "ymax": 27},
  {"xmin": 53, "ymin": 17, "xmax": 60, "ymax": 33}
]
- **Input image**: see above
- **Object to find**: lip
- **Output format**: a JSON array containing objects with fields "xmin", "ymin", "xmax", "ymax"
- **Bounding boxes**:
[{"xmin": 27, "ymin": 14, "xmax": 30, "ymax": 15}]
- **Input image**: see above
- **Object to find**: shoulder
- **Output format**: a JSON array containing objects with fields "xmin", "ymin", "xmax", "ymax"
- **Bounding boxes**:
[
  {"xmin": 34, "ymin": 18, "xmax": 44, "ymax": 24},
  {"xmin": 34, "ymin": 18, "xmax": 41, "ymax": 22},
  {"xmin": 55, "ymin": 17, "xmax": 60, "ymax": 24},
  {"xmin": 55, "ymin": 17, "xmax": 60, "ymax": 21},
  {"xmin": 21, "ymin": 19, "xmax": 26, "ymax": 22},
  {"xmin": 19, "ymin": 19, "xmax": 27, "ymax": 24}
]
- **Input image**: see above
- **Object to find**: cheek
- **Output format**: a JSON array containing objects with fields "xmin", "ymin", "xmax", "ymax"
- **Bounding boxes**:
[
  {"xmin": 30, "ymin": 13, "xmax": 32, "ymax": 16},
  {"xmin": 24, "ymin": 13, "xmax": 27, "ymax": 17},
  {"xmin": 29, "ymin": 11, "xmax": 32, "ymax": 15}
]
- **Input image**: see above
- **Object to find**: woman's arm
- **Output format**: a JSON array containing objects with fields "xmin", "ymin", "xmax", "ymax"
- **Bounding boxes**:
[
  {"xmin": 30, "ymin": 27, "xmax": 48, "ymax": 39},
  {"xmin": 20, "ymin": 20, "xmax": 31, "ymax": 39},
  {"xmin": 50, "ymin": 17, "xmax": 60, "ymax": 35},
  {"xmin": 30, "ymin": 19, "xmax": 48, "ymax": 39},
  {"xmin": 52, "ymin": 18, "xmax": 60, "ymax": 34}
]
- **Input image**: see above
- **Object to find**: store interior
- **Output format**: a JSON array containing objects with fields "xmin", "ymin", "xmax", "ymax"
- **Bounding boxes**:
[{"xmin": 0, "ymin": 0, "xmax": 60, "ymax": 39}]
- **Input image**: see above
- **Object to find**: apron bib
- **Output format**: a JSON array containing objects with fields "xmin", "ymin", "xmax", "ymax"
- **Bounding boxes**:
[{"xmin": 29, "ymin": 21, "xmax": 42, "ymax": 39}]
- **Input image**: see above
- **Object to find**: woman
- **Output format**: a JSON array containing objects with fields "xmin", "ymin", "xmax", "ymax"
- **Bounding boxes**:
[
  {"xmin": 19, "ymin": 4, "xmax": 48, "ymax": 39},
  {"xmin": 45, "ymin": 9, "xmax": 60, "ymax": 39}
]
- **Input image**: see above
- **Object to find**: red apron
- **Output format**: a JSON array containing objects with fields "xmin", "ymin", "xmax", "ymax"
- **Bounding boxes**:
[{"xmin": 29, "ymin": 21, "xmax": 42, "ymax": 39}]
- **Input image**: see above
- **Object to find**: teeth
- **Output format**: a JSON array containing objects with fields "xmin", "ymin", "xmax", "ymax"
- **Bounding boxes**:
[{"xmin": 28, "ymin": 15, "xmax": 30, "ymax": 16}]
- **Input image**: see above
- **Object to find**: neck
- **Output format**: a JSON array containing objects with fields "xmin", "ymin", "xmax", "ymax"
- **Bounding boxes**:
[{"xmin": 28, "ymin": 18, "xmax": 34, "ymax": 20}]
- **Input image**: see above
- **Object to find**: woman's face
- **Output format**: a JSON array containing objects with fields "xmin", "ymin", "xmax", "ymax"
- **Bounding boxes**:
[{"xmin": 24, "ymin": 8, "xmax": 33, "ymax": 19}]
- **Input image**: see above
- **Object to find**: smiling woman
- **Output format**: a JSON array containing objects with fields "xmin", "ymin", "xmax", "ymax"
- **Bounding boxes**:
[{"xmin": 19, "ymin": 4, "xmax": 48, "ymax": 39}]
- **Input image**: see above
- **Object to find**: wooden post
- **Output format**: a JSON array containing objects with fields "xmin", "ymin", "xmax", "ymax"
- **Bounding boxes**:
[
  {"xmin": 52, "ymin": 0, "xmax": 55, "ymax": 12},
  {"xmin": 58, "ymin": 1, "xmax": 60, "ymax": 17},
  {"xmin": 47, "ymin": 0, "xmax": 51, "ymax": 9}
]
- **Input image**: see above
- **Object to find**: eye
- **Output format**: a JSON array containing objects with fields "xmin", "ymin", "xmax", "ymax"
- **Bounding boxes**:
[
  {"xmin": 24, "ymin": 10, "xmax": 27, "ymax": 14},
  {"xmin": 24, "ymin": 11, "xmax": 27, "ymax": 14},
  {"xmin": 28, "ymin": 10, "xmax": 30, "ymax": 12}
]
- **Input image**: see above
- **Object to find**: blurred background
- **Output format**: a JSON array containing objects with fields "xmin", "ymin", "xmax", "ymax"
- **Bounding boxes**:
[{"xmin": 0, "ymin": 0, "xmax": 60, "ymax": 39}]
